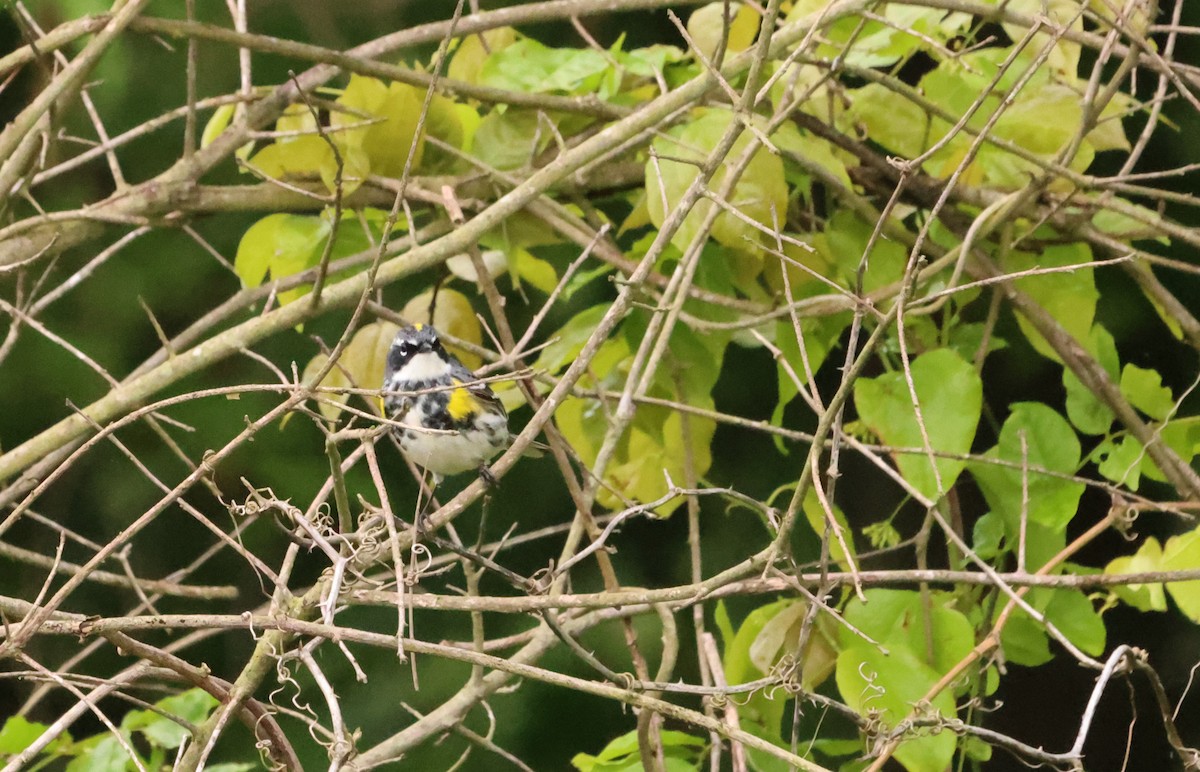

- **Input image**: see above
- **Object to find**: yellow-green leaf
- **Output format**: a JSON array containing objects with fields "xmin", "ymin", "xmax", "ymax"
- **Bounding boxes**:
[
  {"xmin": 800, "ymin": 487, "xmax": 855, "ymax": 571},
  {"xmin": 247, "ymin": 135, "xmax": 333, "ymax": 180},
  {"xmin": 302, "ymin": 352, "xmax": 352, "ymax": 422},
  {"xmin": 600, "ymin": 409, "xmax": 715, "ymax": 516},
  {"xmin": 275, "ymin": 102, "xmax": 318, "ymax": 141},
  {"xmin": 1120, "ymin": 364, "xmax": 1174, "ymax": 421},
  {"xmin": 234, "ymin": 213, "xmax": 330, "ymax": 290},
  {"xmin": 303, "ymin": 321, "xmax": 401, "ymax": 423},
  {"xmin": 685, "ymin": 2, "xmax": 759, "ymax": 62},
  {"xmin": 332, "ymin": 74, "xmax": 425, "ymax": 178},
  {"xmin": 1001, "ymin": 243, "xmax": 1097, "ymax": 363},
  {"xmin": 512, "ymin": 249, "xmax": 558, "ymax": 294},
  {"xmin": 645, "ymin": 107, "xmax": 787, "ymax": 254},
  {"xmin": 448, "ymin": 27, "xmax": 520, "ymax": 85},
  {"xmin": 421, "ymin": 95, "xmax": 479, "ymax": 173},
  {"xmin": 1105, "ymin": 537, "xmax": 1168, "ymax": 612},
  {"xmin": 1161, "ymin": 529, "xmax": 1200, "ymax": 622},
  {"xmin": 201, "ymin": 103, "xmax": 235, "ymax": 149}
]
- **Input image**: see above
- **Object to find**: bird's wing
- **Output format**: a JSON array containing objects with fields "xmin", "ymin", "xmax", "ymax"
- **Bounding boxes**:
[{"xmin": 450, "ymin": 364, "xmax": 507, "ymax": 417}]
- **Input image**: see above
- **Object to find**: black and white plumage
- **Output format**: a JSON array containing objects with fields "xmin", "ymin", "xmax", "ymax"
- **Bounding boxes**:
[{"xmin": 382, "ymin": 324, "xmax": 510, "ymax": 481}]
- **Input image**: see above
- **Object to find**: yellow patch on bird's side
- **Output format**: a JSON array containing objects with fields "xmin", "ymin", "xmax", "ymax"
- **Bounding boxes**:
[
  {"xmin": 447, "ymin": 380, "xmax": 479, "ymax": 421},
  {"xmin": 413, "ymin": 322, "xmax": 424, "ymax": 330}
]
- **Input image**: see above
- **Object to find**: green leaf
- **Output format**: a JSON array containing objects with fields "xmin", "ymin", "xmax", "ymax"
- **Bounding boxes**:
[
  {"xmin": 747, "ymin": 601, "xmax": 807, "ymax": 675},
  {"xmin": 1000, "ymin": 0, "xmax": 1083, "ymax": 77},
  {"xmin": 1092, "ymin": 199, "xmax": 1170, "ymax": 244},
  {"xmin": 943, "ymin": 322, "xmax": 1007, "ymax": 365},
  {"xmin": 969, "ymin": 403, "xmax": 1084, "ymax": 535},
  {"xmin": 748, "ymin": 598, "xmax": 838, "ymax": 692},
  {"xmin": 1063, "ymin": 324, "xmax": 1118, "ymax": 435},
  {"xmin": 723, "ymin": 600, "xmax": 793, "ymax": 684},
  {"xmin": 302, "ymin": 352, "xmax": 350, "ymax": 422},
  {"xmin": 853, "ymin": 349, "xmax": 982, "ymax": 501},
  {"xmin": 472, "ymin": 108, "xmax": 553, "ymax": 170},
  {"xmin": 820, "ymin": 210, "xmax": 908, "ymax": 294},
  {"xmin": 479, "ymin": 38, "xmax": 610, "ymax": 96},
  {"xmin": 863, "ymin": 519, "xmax": 902, "ymax": 550},
  {"xmin": 1044, "ymin": 589, "xmax": 1106, "ymax": 656},
  {"xmin": 846, "ymin": 83, "xmax": 932, "ymax": 159},
  {"xmin": 1141, "ymin": 419, "xmax": 1200, "ymax": 484},
  {"xmin": 601, "ymin": 408, "xmax": 716, "ymax": 516},
  {"xmin": 571, "ymin": 729, "xmax": 703, "ymax": 771},
  {"xmin": 65, "ymin": 735, "xmax": 133, "ymax": 772},
  {"xmin": 305, "ymin": 320, "xmax": 401, "ymax": 423},
  {"xmin": 0, "ymin": 716, "xmax": 60, "ymax": 755},
  {"xmin": 592, "ymin": 731, "xmax": 642, "ymax": 761},
  {"xmin": 922, "ymin": 47, "xmax": 1050, "ymax": 121},
  {"xmin": 562, "ymin": 319, "xmax": 724, "ymax": 517},
  {"xmin": 789, "ymin": 1, "xmax": 969, "ymax": 69},
  {"xmin": 645, "ymin": 107, "xmax": 787, "ymax": 254},
  {"xmin": 720, "ymin": 599, "xmax": 837, "ymax": 761},
  {"xmin": 836, "ymin": 643, "xmax": 957, "ymax": 772},
  {"xmin": 1097, "ymin": 418, "xmax": 1200, "ymax": 490},
  {"xmin": 972, "ymin": 511, "xmax": 1006, "ymax": 560},
  {"xmin": 1120, "ymin": 364, "xmax": 1174, "ymax": 421},
  {"xmin": 234, "ymin": 213, "xmax": 330, "ymax": 291},
  {"xmin": 1000, "ymin": 608, "xmax": 1053, "ymax": 666},
  {"xmin": 420, "ymin": 95, "xmax": 479, "ymax": 173},
  {"xmin": 840, "ymin": 590, "xmax": 974, "ymax": 676},
  {"xmin": 512, "ymin": 248, "xmax": 559, "ymax": 294},
  {"xmin": 133, "ymin": 689, "xmax": 218, "ymax": 750},
  {"xmin": 772, "ymin": 312, "xmax": 850, "ymax": 426},
  {"xmin": 762, "ymin": 235, "xmax": 836, "ymax": 302},
  {"xmin": 992, "ymin": 84, "xmax": 1082, "ymax": 156},
  {"xmin": 612, "ymin": 44, "xmax": 686, "ymax": 80},
  {"xmin": 651, "ymin": 319, "xmax": 727, "ymax": 403},
  {"xmin": 962, "ymin": 733, "xmax": 994, "ymax": 763},
  {"xmin": 535, "ymin": 305, "xmax": 611, "ymax": 375},
  {"xmin": 714, "ymin": 600, "xmax": 736, "ymax": 649},
  {"xmin": 275, "ymin": 102, "xmax": 318, "ymax": 137},
  {"xmin": 562, "ymin": 262, "xmax": 615, "ymax": 300},
  {"xmin": 799, "ymin": 487, "xmax": 856, "ymax": 572},
  {"xmin": 1000, "ymin": 243, "xmax": 1098, "ymax": 363},
  {"xmin": 1003, "ymin": 588, "xmax": 1105, "ymax": 666},
  {"xmin": 682, "ymin": 243, "xmax": 757, "ymax": 328},
  {"xmin": 1094, "ymin": 435, "xmax": 1143, "ymax": 490},
  {"xmin": 1161, "ymin": 529, "xmax": 1200, "ymax": 622}
]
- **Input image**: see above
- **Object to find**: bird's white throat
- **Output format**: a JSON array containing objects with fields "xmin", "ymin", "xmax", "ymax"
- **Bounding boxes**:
[{"xmin": 395, "ymin": 351, "xmax": 452, "ymax": 382}]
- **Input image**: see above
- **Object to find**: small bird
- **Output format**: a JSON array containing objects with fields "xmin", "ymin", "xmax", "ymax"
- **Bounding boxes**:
[{"xmin": 382, "ymin": 323, "xmax": 510, "ymax": 484}]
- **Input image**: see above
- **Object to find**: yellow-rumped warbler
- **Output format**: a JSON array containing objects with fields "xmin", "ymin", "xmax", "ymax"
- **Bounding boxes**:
[{"xmin": 382, "ymin": 323, "xmax": 510, "ymax": 483}]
